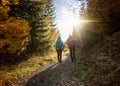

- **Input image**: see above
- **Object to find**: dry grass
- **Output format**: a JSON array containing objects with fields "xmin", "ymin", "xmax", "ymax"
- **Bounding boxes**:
[{"xmin": 0, "ymin": 51, "xmax": 56, "ymax": 86}]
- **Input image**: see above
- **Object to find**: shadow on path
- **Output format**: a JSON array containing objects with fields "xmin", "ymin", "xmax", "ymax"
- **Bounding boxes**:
[{"xmin": 25, "ymin": 53, "xmax": 80, "ymax": 86}]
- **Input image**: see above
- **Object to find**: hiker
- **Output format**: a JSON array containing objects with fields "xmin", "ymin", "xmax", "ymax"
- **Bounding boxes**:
[
  {"xmin": 67, "ymin": 35, "xmax": 76, "ymax": 62},
  {"xmin": 55, "ymin": 36, "xmax": 64, "ymax": 63}
]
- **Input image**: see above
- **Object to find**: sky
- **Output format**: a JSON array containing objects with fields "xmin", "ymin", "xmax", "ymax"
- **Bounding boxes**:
[{"xmin": 53, "ymin": 0, "xmax": 81, "ymax": 42}]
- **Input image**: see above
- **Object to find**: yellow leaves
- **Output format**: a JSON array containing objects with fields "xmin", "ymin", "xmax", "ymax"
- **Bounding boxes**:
[
  {"xmin": 0, "ymin": 39, "xmax": 11, "ymax": 48},
  {"xmin": 0, "ymin": 17, "xmax": 31, "ymax": 55},
  {"xmin": 2, "ymin": 0, "xmax": 9, "ymax": 6},
  {"xmin": 2, "ymin": 0, "xmax": 19, "ymax": 5},
  {"xmin": 12, "ymin": 0, "xmax": 19, "ymax": 5},
  {"xmin": 0, "ymin": 5, "xmax": 9, "ymax": 20},
  {"xmin": 0, "ymin": 71, "xmax": 18, "ymax": 86},
  {"xmin": 4, "ymin": 17, "xmax": 31, "ymax": 38},
  {"xmin": 0, "ymin": 0, "xmax": 19, "ymax": 21}
]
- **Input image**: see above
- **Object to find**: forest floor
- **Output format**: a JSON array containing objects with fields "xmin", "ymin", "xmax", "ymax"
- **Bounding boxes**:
[
  {"xmin": 21, "ymin": 52, "xmax": 81, "ymax": 86},
  {"xmin": 0, "ymin": 52, "xmax": 57, "ymax": 86}
]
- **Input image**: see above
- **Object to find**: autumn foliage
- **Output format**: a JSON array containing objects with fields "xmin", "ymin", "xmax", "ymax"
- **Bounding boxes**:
[
  {"xmin": 0, "ymin": 0, "xmax": 31, "ymax": 63},
  {"xmin": 0, "ymin": 0, "xmax": 58, "ymax": 63},
  {"xmin": 87, "ymin": 0, "xmax": 120, "ymax": 33},
  {"xmin": 73, "ymin": 0, "xmax": 120, "ymax": 86},
  {"xmin": 0, "ymin": 17, "xmax": 31, "ymax": 62}
]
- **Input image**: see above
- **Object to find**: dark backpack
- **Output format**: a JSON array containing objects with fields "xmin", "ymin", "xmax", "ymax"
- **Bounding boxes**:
[{"xmin": 70, "ymin": 40, "xmax": 75, "ymax": 48}]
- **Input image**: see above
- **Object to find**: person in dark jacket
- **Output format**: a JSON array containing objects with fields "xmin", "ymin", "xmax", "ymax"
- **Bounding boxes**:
[
  {"xmin": 67, "ymin": 35, "xmax": 76, "ymax": 62},
  {"xmin": 55, "ymin": 36, "xmax": 64, "ymax": 63}
]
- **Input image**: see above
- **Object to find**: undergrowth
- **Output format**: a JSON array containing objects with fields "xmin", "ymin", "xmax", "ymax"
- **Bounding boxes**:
[
  {"xmin": 74, "ymin": 32, "xmax": 120, "ymax": 86},
  {"xmin": 0, "ymin": 51, "xmax": 56, "ymax": 86}
]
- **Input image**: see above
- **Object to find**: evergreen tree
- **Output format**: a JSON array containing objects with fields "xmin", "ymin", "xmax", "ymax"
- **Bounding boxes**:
[
  {"xmin": 15, "ymin": 0, "xmax": 56, "ymax": 54},
  {"xmin": 45, "ymin": 0, "xmax": 57, "ymax": 49}
]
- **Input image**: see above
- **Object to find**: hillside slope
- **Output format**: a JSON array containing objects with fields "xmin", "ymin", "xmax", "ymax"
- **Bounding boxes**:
[{"xmin": 75, "ymin": 32, "xmax": 120, "ymax": 86}]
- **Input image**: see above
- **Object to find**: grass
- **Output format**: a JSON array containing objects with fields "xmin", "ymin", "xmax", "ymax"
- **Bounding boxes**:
[
  {"xmin": 0, "ymin": 51, "xmax": 56, "ymax": 86},
  {"xmin": 73, "ymin": 32, "xmax": 120, "ymax": 86}
]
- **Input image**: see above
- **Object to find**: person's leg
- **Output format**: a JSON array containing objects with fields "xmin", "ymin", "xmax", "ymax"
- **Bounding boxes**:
[
  {"xmin": 74, "ymin": 48, "xmax": 76, "ymax": 61},
  {"xmin": 72, "ymin": 49, "xmax": 75, "ymax": 62},
  {"xmin": 70, "ymin": 48, "xmax": 71, "ymax": 60},
  {"xmin": 60, "ymin": 51, "xmax": 62, "ymax": 63},
  {"xmin": 72, "ymin": 48, "xmax": 75, "ymax": 61},
  {"xmin": 57, "ymin": 51, "xmax": 60, "ymax": 62},
  {"xmin": 58, "ymin": 51, "xmax": 61, "ymax": 63},
  {"xmin": 58, "ymin": 51, "xmax": 62, "ymax": 63},
  {"xmin": 70, "ymin": 48, "xmax": 74, "ymax": 62},
  {"xmin": 58, "ymin": 50, "xmax": 61, "ymax": 63}
]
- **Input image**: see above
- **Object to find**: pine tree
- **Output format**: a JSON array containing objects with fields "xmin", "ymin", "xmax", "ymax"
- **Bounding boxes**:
[
  {"xmin": 45, "ymin": 0, "xmax": 57, "ymax": 50},
  {"xmin": 15, "ymin": 0, "xmax": 56, "ymax": 54}
]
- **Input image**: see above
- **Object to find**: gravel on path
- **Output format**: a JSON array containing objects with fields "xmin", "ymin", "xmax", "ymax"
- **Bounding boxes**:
[{"xmin": 24, "ymin": 53, "xmax": 81, "ymax": 86}]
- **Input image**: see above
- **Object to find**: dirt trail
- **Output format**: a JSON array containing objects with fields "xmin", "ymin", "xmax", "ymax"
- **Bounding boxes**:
[{"xmin": 24, "ymin": 53, "xmax": 80, "ymax": 86}]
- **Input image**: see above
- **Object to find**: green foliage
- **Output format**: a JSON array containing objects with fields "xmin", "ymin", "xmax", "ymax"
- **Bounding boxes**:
[
  {"xmin": 15, "ymin": 0, "xmax": 55, "ymax": 54},
  {"xmin": 72, "ymin": 1, "xmax": 120, "ymax": 85},
  {"xmin": 75, "ymin": 32, "xmax": 120, "ymax": 86}
]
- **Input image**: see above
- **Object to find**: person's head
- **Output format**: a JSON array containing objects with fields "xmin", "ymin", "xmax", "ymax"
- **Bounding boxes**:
[
  {"xmin": 69, "ymin": 35, "xmax": 73, "ymax": 39},
  {"xmin": 58, "ymin": 36, "xmax": 61, "ymax": 39},
  {"xmin": 57, "ymin": 36, "xmax": 61, "ymax": 42}
]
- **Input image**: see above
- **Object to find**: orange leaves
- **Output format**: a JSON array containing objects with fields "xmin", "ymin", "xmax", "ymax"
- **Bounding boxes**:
[
  {"xmin": 0, "ymin": 0, "xmax": 19, "ymax": 20},
  {"xmin": 2, "ymin": 0, "xmax": 19, "ymax": 5},
  {"xmin": 1, "ymin": 0, "xmax": 9, "ymax": 6},
  {"xmin": 0, "ymin": 74, "xmax": 18, "ymax": 86},
  {"xmin": 0, "ymin": 5, "xmax": 9, "ymax": 20},
  {"xmin": 51, "ymin": 29, "xmax": 58, "ymax": 43},
  {"xmin": 5, "ymin": 17, "xmax": 31, "ymax": 38},
  {"xmin": 0, "ymin": 79, "xmax": 3, "ymax": 86},
  {"xmin": 0, "ymin": 17, "xmax": 31, "ymax": 55},
  {"xmin": 12, "ymin": 0, "xmax": 19, "ymax": 4},
  {"xmin": 45, "ymin": 0, "xmax": 48, "ymax": 3}
]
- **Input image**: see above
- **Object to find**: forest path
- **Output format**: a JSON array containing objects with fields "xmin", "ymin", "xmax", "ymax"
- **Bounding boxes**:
[{"xmin": 24, "ymin": 52, "xmax": 81, "ymax": 86}]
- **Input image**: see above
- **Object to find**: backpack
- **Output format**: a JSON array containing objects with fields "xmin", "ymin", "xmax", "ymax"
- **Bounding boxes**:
[
  {"xmin": 57, "ymin": 41, "xmax": 62, "ymax": 51},
  {"xmin": 70, "ymin": 40, "xmax": 75, "ymax": 48}
]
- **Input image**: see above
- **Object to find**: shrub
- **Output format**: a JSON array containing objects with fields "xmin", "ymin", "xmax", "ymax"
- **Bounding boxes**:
[{"xmin": 0, "ymin": 17, "xmax": 31, "ymax": 62}]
